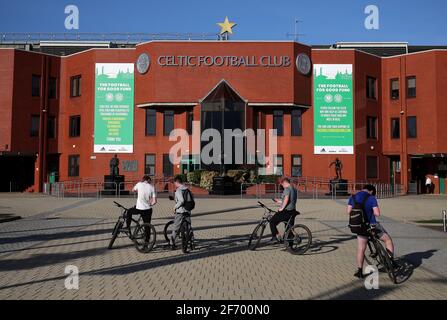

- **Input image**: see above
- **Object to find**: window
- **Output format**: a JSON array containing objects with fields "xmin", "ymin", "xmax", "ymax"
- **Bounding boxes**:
[
  {"xmin": 366, "ymin": 156, "xmax": 378, "ymax": 179},
  {"xmin": 68, "ymin": 155, "xmax": 80, "ymax": 177},
  {"xmin": 163, "ymin": 154, "xmax": 173, "ymax": 177},
  {"xmin": 407, "ymin": 116, "xmax": 417, "ymax": 138},
  {"xmin": 391, "ymin": 118, "xmax": 400, "ymax": 139},
  {"xmin": 291, "ymin": 155, "xmax": 302, "ymax": 177},
  {"xmin": 145, "ymin": 109, "xmax": 156, "ymax": 136},
  {"xmin": 69, "ymin": 115, "xmax": 81, "ymax": 137},
  {"xmin": 274, "ymin": 154, "xmax": 283, "ymax": 176},
  {"xmin": 49, "ymin": 77, "xmax": 57, "ymax": 99},
  {"xmin": 273, "ymin": 110, "xmax": 283, "ymax": 136},
  {"xmin": 390, "ymin": 79, "xmax": 399, "ymax": 100},
  {"xmin": 187, "ymin": 110, "xmax": 194, "ymax": 135},
  {"xmin": 70, "ymin": 75, "xmax": 81, "ymax": 97},
  {"xmin": 30, "ymin": 115, "xmax": 40, "ymax": 137},
  {"xmin": 407, "ymin": 76, "xmax": 416, "ymax": 98},
  {"xmin": 32, "ymin": 75, "xmax": 41, "ymax": 97},
  {"xmin": 145, "ymin": 154, "xmax": 156, "ymax": 176},
  {"xmin": 291, "ymin": 109, "xmax": 302, "ymax": 136},
  {"xmin": 366, "ymin": 116, "xmax": 378, "ymax": 139},
  {"xmin": 366, "ymin": 76, "xmax": 377, "ymax": 100},
  {"xmin": 164, "ymin": 110, "xmax": 174, "ymax": 136},
  {"xmin": 47, "ymin": 116, "xmax": 56, "ymax": 139}
]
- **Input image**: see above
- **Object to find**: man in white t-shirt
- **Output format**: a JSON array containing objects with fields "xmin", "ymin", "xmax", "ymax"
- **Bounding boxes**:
[
  {"xmin": 126, "ymin": 175, "xmax": 157, "ymax": 229},
  {"xmin": 425, "ymin": 175, "xmax": 432, "ymax": 194}
]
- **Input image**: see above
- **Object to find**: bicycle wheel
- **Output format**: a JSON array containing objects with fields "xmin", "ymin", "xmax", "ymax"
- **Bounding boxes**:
[
  {"xmin": 108, "ymin": 220, "xmax": 123, "ymax": 249},
  {"xmin": 189, "ymin": 231, "xmax": 196, "ymax": 251},
  {"xmin": 248, "ymin": 223, "xmax": 266, "ymax": 251},
  {"xmin": 376, "ymin": 241, "xmax": 397, "ymax": 284},
  {"xmin": 364, "ymin": 241, "xmax": 380, "ymax": 267},
  {"xmin": 180, "ymin": 221, "xmax": 189, "ymax": 253},
  {"xmin": 164, "ymin": 220, "xmax": 174, "ymax": 243},
  {"xmin": 133, "ymin": 223, "xmax": 156, "ymax": 253},
  {"xmin": 285, "ymin": 224, "xmax": 312, "ymax": 255}
]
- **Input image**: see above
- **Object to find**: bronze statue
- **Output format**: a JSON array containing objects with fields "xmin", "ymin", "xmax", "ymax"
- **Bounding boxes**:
[
  {"xmin": 110, "ymin": 154, "xmax": 120, "ymax": 178},
  {"xmin": 329, "ymin": 158, "xmax": 343, "ymax": 180}
]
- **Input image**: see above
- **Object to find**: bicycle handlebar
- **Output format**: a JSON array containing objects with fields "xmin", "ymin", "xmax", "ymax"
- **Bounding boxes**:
[{"xmin": 258, "ymin": 201, "xmax": 275, "ymax": 213}]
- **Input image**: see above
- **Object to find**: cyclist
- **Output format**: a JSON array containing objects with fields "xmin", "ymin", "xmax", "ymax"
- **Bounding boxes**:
[
  {"xmin": 270, "ymin": 177, "xmax": 298, "ymax": 243},
  {"xmin": 347, "ymin": 184, "xmax": 396, "ymax": 279},
  {"xmin": 127, "ymin": 175, "xmax": 157, "ymax": 230},
  {"xmin": 170, "ymin": 176, "xmax": 193, "ymax": 249}
]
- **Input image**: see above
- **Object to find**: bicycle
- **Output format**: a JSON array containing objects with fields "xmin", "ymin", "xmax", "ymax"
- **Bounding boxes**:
[
  {"xmin": 364, "ymin": 226, "xmax": 397, "ymax": 284},
  {"xmin": 248, "ymin": 201, "xmax": 312, "ymax": 254},
  {"xmin": 108, "ymin": 201, "xmax": 156, "ymax": 253},
  {"xmin": 163, "ymin": 195, "xmax": 195, "ymax": 253}
]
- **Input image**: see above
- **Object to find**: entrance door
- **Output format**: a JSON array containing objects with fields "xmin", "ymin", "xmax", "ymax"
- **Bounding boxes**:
[{"xmin": 200, "ymin": 80, "xmax": 246, "ymax": 174}]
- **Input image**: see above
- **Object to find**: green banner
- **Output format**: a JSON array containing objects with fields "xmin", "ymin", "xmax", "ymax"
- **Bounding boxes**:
[
  {"xmin": 313, "ymin": 64, "xmax": 354, "ymax": 154},
  {"xmin": 94, "ymin": 63, "xmax": 134, "ymax": 153}
]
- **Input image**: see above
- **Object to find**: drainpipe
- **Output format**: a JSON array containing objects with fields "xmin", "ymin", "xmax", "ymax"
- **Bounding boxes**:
[{"xmin": 37, "ymin": 55, "xmax": 50, "ymax": 192}]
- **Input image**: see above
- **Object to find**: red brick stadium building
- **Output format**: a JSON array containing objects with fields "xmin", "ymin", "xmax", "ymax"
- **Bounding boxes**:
[{"xmin": 1, "ymin": 40, "xmax": 446, "ymax": 194}]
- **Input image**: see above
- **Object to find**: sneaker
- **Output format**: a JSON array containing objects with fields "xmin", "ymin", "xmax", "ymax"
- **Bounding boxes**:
[{"xmin": 354, "ymin": 269, "xmax": 364, "ymax": 279}]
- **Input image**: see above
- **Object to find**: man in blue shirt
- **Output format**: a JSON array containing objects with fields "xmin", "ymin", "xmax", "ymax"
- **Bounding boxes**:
[{"xmin": 347, "ymin": 185, "xmax": 395, "ymax": 279}]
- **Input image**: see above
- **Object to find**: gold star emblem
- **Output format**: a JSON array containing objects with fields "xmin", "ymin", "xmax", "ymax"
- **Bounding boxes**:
[{"xmin": 217, "ymin": 16, "xmax": 237, "ymax": 35}]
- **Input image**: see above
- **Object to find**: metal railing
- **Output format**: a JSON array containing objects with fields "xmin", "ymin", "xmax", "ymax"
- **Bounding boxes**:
[
  {"xmin": 0, "ymin": 32, "xmax": 220, "ymax": 44},
  {"xmin": 47, "ymin": 176, "xmax": 174, "ymax": 198},
  {"xmin": 46, "ymin": 177, "xmax": 405, "ymax": 200}
]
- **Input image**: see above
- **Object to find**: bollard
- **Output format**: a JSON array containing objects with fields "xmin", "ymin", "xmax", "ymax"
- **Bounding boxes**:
[{"xmin": 443, "ymin": 210, "xmax": 447, "ymax": 233}]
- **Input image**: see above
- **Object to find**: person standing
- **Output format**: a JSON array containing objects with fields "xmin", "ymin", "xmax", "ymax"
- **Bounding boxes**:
[
  {"xmin": 127, "ymin": 175, "xmax": 157, "ymax": 229},
  {"xmin": 270, "ymin": 178, "xmax": 298, "ymax": 243},
  {"xmin": 170, "ymin": 176, "xmax": 194, "ymax": 249},
  {"xmin": 425, "ymin": 175, "xmax": 433, "ymax": 194}
]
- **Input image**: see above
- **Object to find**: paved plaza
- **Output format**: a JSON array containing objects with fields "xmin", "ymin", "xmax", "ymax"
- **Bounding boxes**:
[{"xmin": 0, "ymin": 193, "xmax": 446, "ymax": 300}]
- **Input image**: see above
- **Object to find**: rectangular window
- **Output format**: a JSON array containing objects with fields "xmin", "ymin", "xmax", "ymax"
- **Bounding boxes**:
[
  {"xmin": 407, "ymin": 76, "xmax": 416, "ymax": 98},
  {"xmin": 366, "ymin": 76, "xmax": 377, "ymax": 100},
  {"xmin": 407, "ymin": 116, "xmax": 417, "ymax": 138},
  {"xmin": 274, "ymin": 154, "xmax": 284, "ymax": 176},
  {"xmin": 273, "ymin": 110, "xmax": 284, "ymax": 136},
  {"xmin": 187, "ymin": 110, "xmax": 194, "ymax": 135},
  {"xmin": 49, "ymin": 77, "xmax": 57, "ymax": 99},
  {"xmin": 366, "ymin": 156, "xmax": 378, "ymax": 179},
  {"xmin": 291, "ymin": 155, "xmax": 302, "ymax": 177},
  {"xmin": 366, "ymin": 116, "xmax": 378, "ymax": 139},
  {"xmin": 291, "ymin": 109, "xmax": 302, "ymax": 136},
  {"xmin": 32, "ymin": 75, "xmax": 41, "ymax": 97},
  {"xmin": 69, "ymin": 115, "xmax": 81, "ymax": 137},
  {"xmin": 164, "ymin": 110, "xmax": 174, "ymax": 136},
  {"xmin": 68, "ymin": 155, "xmax": 80, "ymax": 177},
  {"xmin": 47, "ymin": 116, "xmax": 56, "ymax": 139},
  {"xmin": 145, "ymin": 109, "xmax": 156, "ymax": 136},
  {"xmin": 70, "ymin": 75, "xmax": 81, "ymax": 97},
  {"xmin": 391, "ymin": 118, "xmax": 400, "ymax": 139},
  {"xmin": 144, "ymin": 154, "xmax": 156, "ymax": 176},
  {"xmin": 163, "ymin": 154, "xmax": 173, "ymax": 176},
  {"xmin": 30, "ymin": 115, "xmax": 40, "ymax": 137},
  {"xmin": 390, "ymin": 78, "xmax": 399, "ymax": 100}
]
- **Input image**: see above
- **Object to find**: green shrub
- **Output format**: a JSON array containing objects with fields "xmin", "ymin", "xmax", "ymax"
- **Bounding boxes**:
[
  {"xmin": 200, "ymin": 171, "xmax": 220, "ymax": 190},
  {"xmin": 187, "ymin": 170, "xmax": 203, "ymax": 185},
  {"xmin": 256, "ymin": 175, "xmax": 280, "ymax": 184},
  {"xmin": 226, "ymin": 170, "xmax": 250, "ymax": 184}
]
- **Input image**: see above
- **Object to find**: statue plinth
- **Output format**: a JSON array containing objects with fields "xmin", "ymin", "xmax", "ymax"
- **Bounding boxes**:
[
  {"xmin": 101, "ymin": 175, "xmax": 129, "ymax": 196},
  {"xmin": 327, "ymin": 178, "xmax": 350, "ymax": 197}
]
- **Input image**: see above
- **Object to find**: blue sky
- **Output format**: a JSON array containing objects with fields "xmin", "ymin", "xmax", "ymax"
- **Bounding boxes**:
[{"xmin": 0, "ymin": 0, "xmax": 446, "ymax": 44}]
